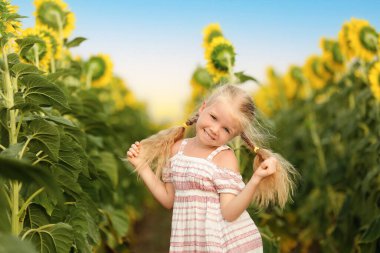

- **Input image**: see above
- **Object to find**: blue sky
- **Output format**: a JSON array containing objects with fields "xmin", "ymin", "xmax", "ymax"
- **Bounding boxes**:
[{"xmin": 13, "ymin": 0, "xmax": 380, "ymax": 123}]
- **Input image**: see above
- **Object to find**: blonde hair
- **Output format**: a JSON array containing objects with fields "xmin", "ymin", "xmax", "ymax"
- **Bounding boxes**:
[{"xmin": 137, "ymin": 84, "xmax": 298, "ymax": 209}]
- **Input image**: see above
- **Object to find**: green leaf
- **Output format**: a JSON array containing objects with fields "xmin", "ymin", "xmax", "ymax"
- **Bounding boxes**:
[
  {"xmin": 23, "ymin": 223, "xmax": 74, "ymax": 253},
  {"xmin": 26, "ymin": 119, "xmax": 60, "ymax": 161},
  {"xmin": 24, "ymin": 203, "xmax": 50, "ymax": 229},
  {"xmin": 65, "ymin": 37, "xmax": 87, "ymax": 48},
  {"xmin": 51, "ymin": 204, "xmax": 95, "ymax": 253},
  {"xmin": 11, "ymin": 63, "xmax": 41, "ymax": 78},
  {"xmin": 16, "ymin": 37, "xmax": 44, "ymax": 56},
  {"xmin": 360, "ymin": 216, "xmax": 380, "ymax": 243},
  {"xmin": 7, "ymin": 53, "xmax": 20, "ymax": 65},
  {"xmin": 104, "ymin": 208, "xmax": 129, "ymax": 241},
  {"xmin": 0, "ymin": 156, "xmax": 62, "ymax": 200},
  {"xmin": 98, "ymin": 152, "xmax": 118, "ymax": 188},
  {"xmin": 0, "ymin": 233, "xmax": 38, "ymax": 253},
  {"xmin": 0, "ymin": 142, "xmax": 24, "ymax": 158},
  {"xmin": 58, "ymin": 135, "xmax": 87, "ymax": 179},
  {"xmin": 21, "ymin": 74, "xmax": 70, "ymax": 110},
  {"xmin": 234, "ymin": 71, "xmax": 258, "ymax": 84}
]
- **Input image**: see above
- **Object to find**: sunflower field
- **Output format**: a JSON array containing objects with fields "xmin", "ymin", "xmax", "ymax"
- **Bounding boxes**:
[
  {"xmin": 0, "ymin": 0, "xmax": 155, "ymax": 252},
  {"xmin": 1, "ymin": 0, "xmax": 380, "ymax": 253}
]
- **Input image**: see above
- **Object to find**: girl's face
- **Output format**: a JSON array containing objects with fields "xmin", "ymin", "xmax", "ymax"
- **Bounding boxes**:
[{"xmin": 195, "ymin": 99, "xmax": 241, "ymax": 148}]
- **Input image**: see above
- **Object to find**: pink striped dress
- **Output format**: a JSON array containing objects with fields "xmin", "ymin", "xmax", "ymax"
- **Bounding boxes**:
[{"xmin": 162, "ymin": 138, "xmax": 263, "ymax": 253}]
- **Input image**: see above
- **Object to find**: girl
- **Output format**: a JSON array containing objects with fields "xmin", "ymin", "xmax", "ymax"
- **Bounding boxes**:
[{"xmin": 126, "ymin": 84, "xmax": 297, "ymax": 253}]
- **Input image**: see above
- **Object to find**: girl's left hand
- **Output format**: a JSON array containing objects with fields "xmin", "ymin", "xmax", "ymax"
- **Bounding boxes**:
[{"xmin": 253, "ymin": 156, "xmax": 277, "ymax": 179}]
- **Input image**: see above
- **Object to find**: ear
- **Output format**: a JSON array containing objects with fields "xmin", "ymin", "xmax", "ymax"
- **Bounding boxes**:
[{"xmin": 198, "ymin": 101, "xmax": 206, "ymax": 113}]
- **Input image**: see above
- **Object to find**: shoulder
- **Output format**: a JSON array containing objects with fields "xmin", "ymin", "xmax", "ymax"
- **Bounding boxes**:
[
  {"xmin": 170, "ymin": 139, "xmax": 183, "ymax": 157},
  {"xmin": 212, "ymin": 148, "xmax": 240, "ymax": 174}
]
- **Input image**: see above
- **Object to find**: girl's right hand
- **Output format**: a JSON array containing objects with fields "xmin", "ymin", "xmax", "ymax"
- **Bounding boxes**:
[{"xmin": 126, "ymin": 141, "xmax": 142, "ymax": 168}]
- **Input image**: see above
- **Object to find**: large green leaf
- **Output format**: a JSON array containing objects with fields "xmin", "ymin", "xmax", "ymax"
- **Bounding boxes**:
[
  {"xmin": 51, "ymin": 203, "xmax": 96, "ymax": 253},
  {"xmin": 26, "ymin": 119, "xmax": 60, "ymax": 161},
  {"xmin": 21, "ymin": 74, "xmax": 69, "ymax": 110},
  {"xmin": 0, "ymin": 233, "xmax": 38, "ymax": 253},
  {"xmin": 58, "ymin": 134, "xmax": 87, "ymax": 179},
  {"xmin": 10, "ymin": 63, "xmax": 41, "ymax": 78},
  {"xmin": 65, "ymin": 37, "xmax": 87, "ymax": 48},
  {"xmin": 0, "ymin": 156, "xmax": 62, "ymax": 200},
  {"xmin": 104, "ymin": 208, "xmax": 129, "ymax": 242},
  {"xmin": 23, "ymin": 223, "xmax": 74, "ymax": 253},
  {"xmin": 98, "ymin": 151, "xmax": 118, "ymax": 188},
  {"xmin": 24, "ymin": 203, "xmax": 50, "ymax": 229}
]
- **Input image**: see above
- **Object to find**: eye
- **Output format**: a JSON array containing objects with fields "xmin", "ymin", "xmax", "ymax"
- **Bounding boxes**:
[
  {"xmin": 224, "ymin": 127, "xmax": 230, "ymax": 134},
  {"xmin": 210, "ymin": 114, "xmax": 216, "ymax": 120}
]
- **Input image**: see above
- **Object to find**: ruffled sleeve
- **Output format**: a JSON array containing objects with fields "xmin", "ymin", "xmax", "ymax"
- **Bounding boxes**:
[
  {"xmin": 212, "ymin": 167, "xmax": 245, "ymax": 195},
  {"xmin": 161, "ymin": 160, "xmax": 172, "ymax": 183}
]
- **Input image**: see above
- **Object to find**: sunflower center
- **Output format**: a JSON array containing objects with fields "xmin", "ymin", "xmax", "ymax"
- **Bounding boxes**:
[
  {"xmin": 332, "ymin": 43, "xmax": 344, "ymax": 63},
  {"xmin": 311, "ymin": 59, "xmax": 323, "ymax": 79},
  {"xmin": 360, "ymin": 26, "xmax": 378, "ymax": 52},
  {"xmin": 292, "ymin": 67, "xmax": 304, "ymax": 84},
  {"xmin": 212, "ymin": 45, "xmax": 235, "ymax": 71},
  {"xmin": 87, "ymin": 57, "xmax": 106, "ymax": 80},
  {"xmin": 37, "ymin": 3, "xmax": 65, "ymax": 30}
]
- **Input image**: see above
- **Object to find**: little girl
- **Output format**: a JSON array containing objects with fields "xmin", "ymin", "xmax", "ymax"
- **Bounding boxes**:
[{"xmin": 126, "ymin": 84, "xmax": 297, "ymax": 253}]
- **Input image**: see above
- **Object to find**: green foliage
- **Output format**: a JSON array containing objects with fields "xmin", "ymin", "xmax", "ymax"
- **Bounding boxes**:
[{"xmin": 0, "ymin": 2, "xmax": 153, "ymax": 252}]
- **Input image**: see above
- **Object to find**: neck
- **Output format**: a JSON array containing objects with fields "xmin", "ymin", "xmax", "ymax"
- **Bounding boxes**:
[{"xmin": 191, "ymin": 136, "xmax": 217, "ymax": 150}]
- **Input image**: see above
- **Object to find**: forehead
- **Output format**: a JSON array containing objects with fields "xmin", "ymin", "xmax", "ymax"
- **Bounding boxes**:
[{"xmin": 206, "ymin": 100, "xmax": 241, "ymax": 131}]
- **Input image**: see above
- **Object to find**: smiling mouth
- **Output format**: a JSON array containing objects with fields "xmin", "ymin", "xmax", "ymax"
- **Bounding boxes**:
[{"xmin": 204, "ymin": 129, "xmax": 215, "ymax": 140}]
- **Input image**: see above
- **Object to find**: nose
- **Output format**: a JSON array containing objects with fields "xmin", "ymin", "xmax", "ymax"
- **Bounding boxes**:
[{"xmin": 209, "ymin": 125, "xmax": 219, "ymax": 136}]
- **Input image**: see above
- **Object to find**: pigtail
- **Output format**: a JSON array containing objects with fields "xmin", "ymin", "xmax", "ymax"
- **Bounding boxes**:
[
  {"xmin": 241, "ymin": 132, "xmax": 298, "ymax": 209},
  {"xmin": 137, "ymin": 113, "xmax": 199, "ymax": 178}
]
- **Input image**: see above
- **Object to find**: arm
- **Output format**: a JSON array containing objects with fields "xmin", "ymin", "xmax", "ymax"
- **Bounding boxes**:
[
  {"xmin": 215, "ymin": 151, "xmax": 277, "ymax": 222},
  {"xmin": 127, "ymin": 141, "xmax": 180, "ymax": 209}
]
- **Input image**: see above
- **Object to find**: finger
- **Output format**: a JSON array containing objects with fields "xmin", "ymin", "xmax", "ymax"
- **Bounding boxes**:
[{"xmin": 127, "ymin": 151, "xmax": 133, "ymax": 158}]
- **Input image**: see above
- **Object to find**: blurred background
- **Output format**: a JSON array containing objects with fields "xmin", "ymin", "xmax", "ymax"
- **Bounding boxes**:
[{"xmin": 0, "ymin": 0, "xmax": 379, "ymax": 252}]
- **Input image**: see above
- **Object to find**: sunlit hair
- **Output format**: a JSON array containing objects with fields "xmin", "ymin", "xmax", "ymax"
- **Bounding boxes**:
[{"xmin": 136, "ymin": 84, "xmax": 298, "ymax": 209}]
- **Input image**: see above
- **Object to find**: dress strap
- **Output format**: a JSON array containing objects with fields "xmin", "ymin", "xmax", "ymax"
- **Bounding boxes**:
[
  {"xmin": 177, "ymin": 138, "xmax": 188, "ymax": 155},
  {"xmin": 206, "ymin": 145, "xmax": 230, "ymax": 161}
]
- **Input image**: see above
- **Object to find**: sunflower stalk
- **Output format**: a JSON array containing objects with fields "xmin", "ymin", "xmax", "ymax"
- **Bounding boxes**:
[
  {"xmin": 308, "ymin": 113, "xmax": 327, "ymax": 173},
  {"xmin": 86, "ymin": 67, "xmax": 93, "ymax": 89},
  {"xmin": 33, "ymin": 44, "xmax": 39, "ymax": 69},
  {"xmin": 2, "ymin": 43, "xmax": 22, "ymax": 236}
]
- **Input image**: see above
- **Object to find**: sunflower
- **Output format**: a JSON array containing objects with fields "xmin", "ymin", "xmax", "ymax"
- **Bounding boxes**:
[
  {"xmin": 284, "ymin": 66, "xmax": 306, "ymax": 99},
  {"xmin": 17, "ymin": 27, "xmax": 52, "ymax": 70},
  {"xmin": 205, "ymin": 37, "xmax": 236, "ymax": 83},
  {"xmin": 34, "ymin": 0, "xmax": 75, "ymax": 38},
  {"xmin": 0, "ymin": 0, "xmax": 22, "ymax": 36},
  {"xmin": 368, "ymin": 62, "xmax": 380, "ymax": 101},
  {"xmin": 84, "ymin": 54, "xmax": 113, "ymax": 88},
  {"xmin": 320, "ymin": 38, "xmax": 345, "ymax": 73},
  {"xmin": 37, "ymin": 25, "xmax": 62, "ymax": 59},
  {"xmin": 338, "ymin": 22, "xmax": 355, "ymax": 60},
  {"xmin": 253, "ymin": 84, "xmax": 280, "ymax": 116},
  {"xmin": 303, "ymin": 55, "xmax": 331, "ymax": 90},
  {"xmin": 202, "ymin": 23, "xmax": 223, "ymax": 48},
  {"xmin": 348, "ymin": 18, "xmax": 378, "ymax": 62}
]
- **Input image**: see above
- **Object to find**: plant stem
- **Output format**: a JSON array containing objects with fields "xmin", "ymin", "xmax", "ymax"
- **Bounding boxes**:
[
  {"xmin": 308, "ymin": 113, "xmax": 327, "ymax": 173},
  {"xmin": 2, "ymin": 44, "xmax": 21, "ymax": 236},
  {"xmin": 33, "ymin": 44, "xmax": 39, "ymax": 69},
  {"xmin": 18, "ymin": 187, "xmax": 44, "ymax": 220},
  {"xmin": 86, "ymin": 68, "xmax": 93, "ymax": 89}
]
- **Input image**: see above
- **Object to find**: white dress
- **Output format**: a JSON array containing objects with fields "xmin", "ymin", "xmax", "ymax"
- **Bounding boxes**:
[{"xmin": 162, "ymin": 138, "xmax": 263, "ymax": 253}]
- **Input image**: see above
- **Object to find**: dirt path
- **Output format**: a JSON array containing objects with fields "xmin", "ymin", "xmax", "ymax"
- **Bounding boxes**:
[{"xmin": 130, "ymin": 204, "xmax": 172, "ymax": 253}]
